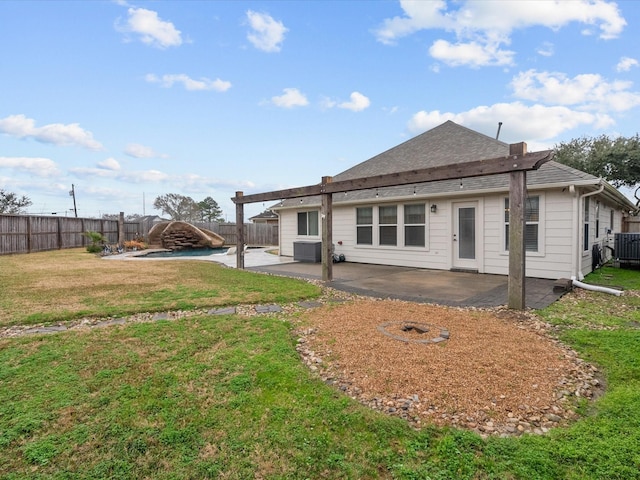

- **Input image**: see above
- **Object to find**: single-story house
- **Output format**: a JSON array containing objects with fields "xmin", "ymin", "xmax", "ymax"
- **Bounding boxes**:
[
  {"xmin": 249, "ymin": 210, "xmax": 279, "ymax": 225},
  {"xmin": 271, "ymin": 121, "xmax": 638, "ymax": 280}
]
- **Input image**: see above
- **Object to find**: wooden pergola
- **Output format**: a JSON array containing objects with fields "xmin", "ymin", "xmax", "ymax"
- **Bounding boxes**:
[{"xmin": 232, "ymin": 143, "xmax": 553, "ymax": 310}]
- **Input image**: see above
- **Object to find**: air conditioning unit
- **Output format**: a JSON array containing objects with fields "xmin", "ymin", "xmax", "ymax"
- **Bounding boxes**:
[{"xmin": 614, "ymin": 233, "xmax": 640, "ymax": 266}]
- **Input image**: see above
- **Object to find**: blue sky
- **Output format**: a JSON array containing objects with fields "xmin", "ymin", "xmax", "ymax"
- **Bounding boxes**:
[{"xmin": 1, "ymin": 0, "xmax": 639, "ymax": 219}]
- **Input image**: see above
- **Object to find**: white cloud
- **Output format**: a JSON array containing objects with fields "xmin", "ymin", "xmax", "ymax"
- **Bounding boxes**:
[
  {"xmin": 118, "ymin": 7, "xmax": 182, "ymax": 49},
  {"xmin": 375, "ymin": 0, "xmax": 452, "ymax": 45},
  {"xmin": 536, "ymin": 41, "xmax": 554, "ymax": 57},
  {"xmin": 0, "ymin": 156, "xmax": 59, "ymax": 177},
  {"xmin": 375, "ymin": 0, "xmax": 626, "ymax": 67},
  {"xmin": 616, "ymin": 56, "xmax": 639, "ymax": 72},
  {"xmin": 429, "ymin": 39, "xmax": 514, "ymax": 67},
  {"xmin": 0, "ymin": 114, "xmax": 103, "ymax": 150},
  {"xmin": 71, "ymin": 166, "xmax": 170, "ymax": 183},
  {"xmin": 69, "ymin": 164, "xmax": 255, "ymax": 193},
  {"xmin": 124, "ymin": 143, "xmax": 169, "ymax": 159},
  {"xmin": 98, "ymin": 158, "xmax": 121, "ymax": 171},
  {"xmin": 338, "ymin": 92, "xmax": 371, "ymax": 112},
  {"xmin": 270, "ymin": 88, "xmax": 308, "ymax": 108},
  {"xmin": 407, "ymin": 102, "xmax": 613, "ymax": 144},
  {"xmin": 246, "ymin": 10, "xmax": 288, "ymax": 52},
  {"xmin": 145, "ymin": 73, "xmax": 231, "ymax": 92},
  {"xmin": 511, "ymin": 69, "xmax": 640, "ymax": 112}
]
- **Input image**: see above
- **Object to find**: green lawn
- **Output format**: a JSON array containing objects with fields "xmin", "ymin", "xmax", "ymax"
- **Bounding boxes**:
[{"xmin": 0, "ymin": 251, "xmax": 639, "ymax": 479}]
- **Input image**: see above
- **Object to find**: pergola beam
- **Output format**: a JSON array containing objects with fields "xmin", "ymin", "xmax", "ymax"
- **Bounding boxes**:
[{"xmin": 231, "ymin": 148, "xmax": 552, "ymax": 205}]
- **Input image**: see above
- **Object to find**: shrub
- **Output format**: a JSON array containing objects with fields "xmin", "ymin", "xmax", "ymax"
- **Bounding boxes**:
[
  {"xmin": 124, "ymin": 240, "xmax": 146, "ymax": 251},
  {"xmin": 84, "ymin": 231, "xmax": 106, "ymax": 254}
]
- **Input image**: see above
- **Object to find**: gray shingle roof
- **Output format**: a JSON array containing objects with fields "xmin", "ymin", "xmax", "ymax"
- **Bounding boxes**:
[
  {"xmin": 334, "ymin": 120, "xmax": 510, "ymax": 180},
  {"xmin": 274, "ymin": 121, "xmax": 606, "ymax": 209}
]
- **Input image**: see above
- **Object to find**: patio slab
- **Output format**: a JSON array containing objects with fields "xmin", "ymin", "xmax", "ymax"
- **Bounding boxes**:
[{"xmin": 248, "ymin": 261, "xmax": 564, "ymax": 310}]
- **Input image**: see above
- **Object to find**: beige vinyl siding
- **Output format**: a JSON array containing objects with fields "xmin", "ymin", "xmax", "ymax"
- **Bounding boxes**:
[
  {"xmin": 579, "ymin": 198, "xmax": 620, "ymax": 277},
  {"xmin": 331, "ymin": 202, "xmax": 450, "ymax": 269},
  {"xmin": 278, "ymin": 209, "xmax": 321, "ymax": 257},
  {"xmin": 483, "ymin": 190, "xmax": 575, "ymax": 279}
]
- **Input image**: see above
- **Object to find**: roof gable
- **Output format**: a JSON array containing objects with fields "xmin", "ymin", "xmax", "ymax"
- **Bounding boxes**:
[{"xmin": 334, "ymin": 120, "xmax": 510, "ymax": 180}]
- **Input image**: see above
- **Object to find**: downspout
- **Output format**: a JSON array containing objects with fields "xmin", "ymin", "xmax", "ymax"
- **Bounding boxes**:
[{"xmin": 575, "ymin": 180, "xmax": 604, "ymax": 280}]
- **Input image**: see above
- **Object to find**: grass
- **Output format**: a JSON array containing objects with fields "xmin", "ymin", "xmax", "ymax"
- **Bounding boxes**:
[
  {"xmin": 538, "ymin": 265, "xmax": 640, "ymax": 329},
  {"xmin": 0, "ymin": 251, "xmax": 639, "ymax": 478},
  {"xmin": 0, "ymin": 249, "xmax": 320, "ymax": 327}
]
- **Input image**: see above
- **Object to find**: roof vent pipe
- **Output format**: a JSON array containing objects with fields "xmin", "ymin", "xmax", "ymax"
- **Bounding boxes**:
[{"xmin": 496, "ymin": 122, "xmax": 503, "ymax": 140}]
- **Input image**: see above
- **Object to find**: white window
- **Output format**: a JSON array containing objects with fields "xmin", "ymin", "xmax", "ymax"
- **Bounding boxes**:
[
  {"xmin": 356, "ymin": 207, "xmax": 373, "ymax": 245},
  {"xmin": 379, "ymin": 205, "xmax": 397, "ymax": 246},
  {"xmin": 584, "ymin": 197, "xmax": 590, "ymax": 251},
  {"xmin": 610, "ymin": 209, "xmax": 614, "ymax": 234},
  {"xmin": 404, "ymin": 204, "xmax": 426, "ymax": 247},
  {"xmin": 297, "ymin": 211, "xmax": 318, "ymax": 236},
  {"xmin": 504, "ymin": 196, "xmax": 540, "ymax": 252}
]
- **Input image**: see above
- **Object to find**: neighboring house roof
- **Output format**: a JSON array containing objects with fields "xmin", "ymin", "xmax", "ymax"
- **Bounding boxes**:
[
  {"xmin": 272, "ymin": 121, "xmax": 635, "ymax": 211},
  {"xmin": 249, "ymin": 211, "xmax": 278, "ymax": 221}
]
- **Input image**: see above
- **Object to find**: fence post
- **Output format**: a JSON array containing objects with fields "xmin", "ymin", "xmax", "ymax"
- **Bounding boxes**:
[
  {"xmin": 27, "ymin": 216, "xmax": 32, "ymax": 253},
  {"xmin": 118, "ymin": 212, "xmax": 125, "ymax": 246},
  {"xmin": 57, "ymin": 217, "xmax": 63, "ymax": 250}
]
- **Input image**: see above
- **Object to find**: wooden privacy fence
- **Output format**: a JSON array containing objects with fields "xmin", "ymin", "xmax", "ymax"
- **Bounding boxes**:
[
  {"xmin": 195, "ymin": 222, "xmax": 278, "ymax": 247},
  {"xmin": 0, "ymin": 214, "xmax": 141, "ymax": 255},
  {"xmin": 623, "ymin": 217, "xmax": 640, "ymax": 233},
  {"xmin": 0, "ymin": 215, "xmax": 278, "ymax": 256}
]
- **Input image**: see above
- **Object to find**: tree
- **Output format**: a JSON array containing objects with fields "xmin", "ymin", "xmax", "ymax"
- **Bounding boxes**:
[
  {"xmin": 554, "ymin": 134, "xmax": 640, "ymax": 188},
  {"xmin": 198, "ymin": 196, "xmax": 224, "ymax": 222},
  {"xmin": 0, "ymin": 189, "xmax": 32, "ymax": 214},
  {"xmin": 153, "ymin": 193, "xmax": 199, "ymax": 221}
]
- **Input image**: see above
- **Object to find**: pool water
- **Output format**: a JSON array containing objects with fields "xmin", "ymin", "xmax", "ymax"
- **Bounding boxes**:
[{"xmin": 141, "ymin": 248, "xmax": 229, "ymax": 258}]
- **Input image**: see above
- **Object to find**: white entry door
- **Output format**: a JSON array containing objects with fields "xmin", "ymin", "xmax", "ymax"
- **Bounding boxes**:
[{"xmin": 453, "ymin": 202, "xmax": 478, "ymax": 270}]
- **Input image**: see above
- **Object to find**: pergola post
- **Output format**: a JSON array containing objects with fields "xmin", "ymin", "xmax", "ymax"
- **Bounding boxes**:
[
  {"xmin": 235, "ymin": 191, "xmax": 245, "ymax": 270},
  {"xmin": 508, "ymin": 143, "xmax": 527, "ymax": 309},
  {"xmin": 321, "ymin": 176, "xmax": 333, "ymax": 282}
]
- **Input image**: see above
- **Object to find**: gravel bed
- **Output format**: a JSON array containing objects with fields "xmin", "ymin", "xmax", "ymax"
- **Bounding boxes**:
[{"xmin": 295, "ymin": 298, "xmax": 605, "ymax": 438}]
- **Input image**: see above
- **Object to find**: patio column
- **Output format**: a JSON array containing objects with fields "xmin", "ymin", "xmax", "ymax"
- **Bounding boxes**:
[
  {"xmin": 235, "ymin": 191, "xmax": 245, "ymax": 270},
  {"xmin": 321, "ymin": 176, "xmax": 333, "ymax": 282},
  {"xmin": 508, "ymin": 143, "xmax": 527, "ymax": 310}
]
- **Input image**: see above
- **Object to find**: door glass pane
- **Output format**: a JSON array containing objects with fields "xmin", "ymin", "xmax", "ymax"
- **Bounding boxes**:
[
  {"xmin": 459, "ymin": 207, "xmax": 475, "ymax": 259},
  {"xmin": 308, "ymin": 211, "xmax": 319, "ymax": 236}
]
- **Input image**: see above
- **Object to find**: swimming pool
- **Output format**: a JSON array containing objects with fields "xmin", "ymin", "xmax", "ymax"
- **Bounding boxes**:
[{"xmin": 140, "ymin": 248, "xmax": 229, "ymax": 258}]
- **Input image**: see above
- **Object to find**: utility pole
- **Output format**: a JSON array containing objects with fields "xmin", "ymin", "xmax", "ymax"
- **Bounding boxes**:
[{"xmin": 69, "ymin": 184, "xmax": 78, "ymax": 218}]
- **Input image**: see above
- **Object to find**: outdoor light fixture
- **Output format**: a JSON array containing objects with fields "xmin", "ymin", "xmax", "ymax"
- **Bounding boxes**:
[{"xmin": 430, "ymin": 204, "xmax": 437, "ymax": 213}]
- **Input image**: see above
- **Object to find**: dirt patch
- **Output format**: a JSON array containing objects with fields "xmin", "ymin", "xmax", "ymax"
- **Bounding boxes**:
[{"xmin": 296, "ymin": 299, "xmax": 602, "ymax": 437}]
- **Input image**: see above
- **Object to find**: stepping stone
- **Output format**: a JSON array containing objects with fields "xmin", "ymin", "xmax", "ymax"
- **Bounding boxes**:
[
  {"xmin": 297, "ymin": 301, "xmax": 323, "ymax": 309},
  {"xmin": 152, "ymin": 312, "xmax": 170, "ymax": 321},
  {"xmin": 208, "ymin": 307, "xmax": 236, "ymax": 315},
  {"xmin": 255, "ymin": 304, "xmax": 282, "ymax": 313},
  {"xmin": 24, "ymin": 326, "xmax": 67, "ymax": 335},
  {"xmin": 95, "ymin": 318, "xmax": 127, "ymax": 328}
]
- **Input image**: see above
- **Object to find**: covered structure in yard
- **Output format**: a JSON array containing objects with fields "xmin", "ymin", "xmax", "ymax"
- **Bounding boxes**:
[{"xmin": 232, "ymin": 121, "xmax": 637, "ymax": 308}]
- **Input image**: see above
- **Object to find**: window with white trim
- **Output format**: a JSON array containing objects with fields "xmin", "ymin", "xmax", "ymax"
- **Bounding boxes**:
[
  {"xmin": 504, "ymin": 196, "xmax": 540, "ymax": 252},
  {"xmin": 610, "ymin": 209, "xmax": 614, "ymax": 233},
  {"xmin": 583, "ymin": 197, "xmax": 590, "ymax": 251},
  {"xmin": 356, "ymin": 207, "xmax": 373, "ymax": 245},
  {"xmin": 404, "ymin": 204, "xmax": 426, "ymax": 247},
  {"xmin": 379, "ymin": 205, "xmax": 397, "ymax": 246},
  {"xmin": 297, "ymin": 210, "xmax": 318, "ymax": 236},
  {"xmin": 596, "ymin": 201, "xmax": 601, "ymax": 238}
]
